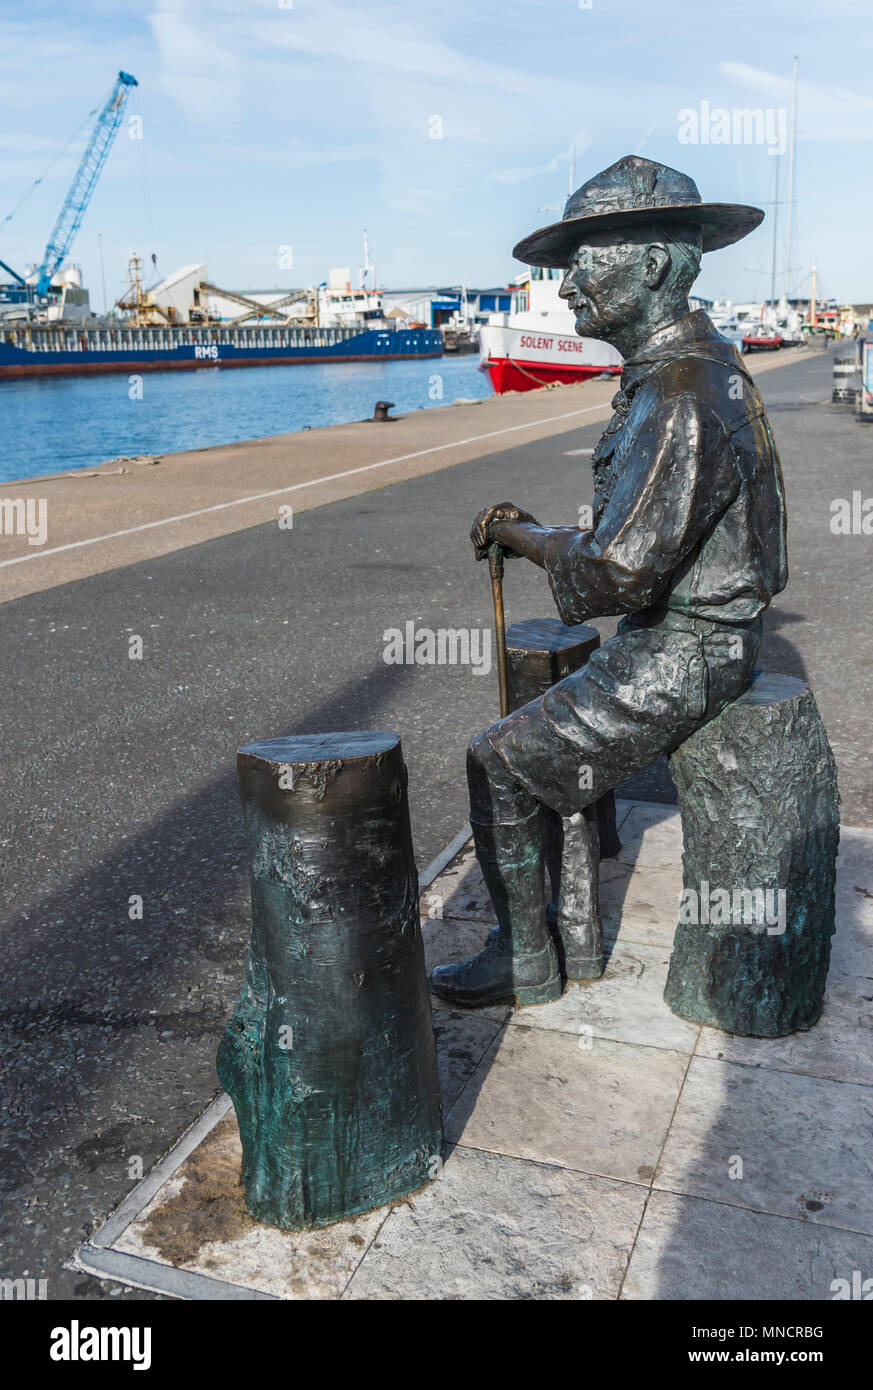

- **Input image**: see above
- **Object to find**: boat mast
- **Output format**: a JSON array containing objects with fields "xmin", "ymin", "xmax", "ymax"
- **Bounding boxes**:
[
  {"xmin": 128, "ymin": 250, "xmax": 144, "ymax": 323},
  {"xmin": 769, "ymin": 151, "xmax": 779, "ymax": 321},
  {"xmin": 783, "ymin": 55, "xmax": 799, "ymax": 309},
  {"xmin": 809, "ymin": 264, "xmax": 817, "ymax": 328},
  {"xmin": 360, "ymin": 230, "xmax": 374, "ymax": 291}
]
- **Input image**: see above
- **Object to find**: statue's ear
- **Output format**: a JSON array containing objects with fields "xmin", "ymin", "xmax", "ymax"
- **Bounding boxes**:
[{"xmin": 643, "ymin": 243, "xmax": 671, "ymax": 290}]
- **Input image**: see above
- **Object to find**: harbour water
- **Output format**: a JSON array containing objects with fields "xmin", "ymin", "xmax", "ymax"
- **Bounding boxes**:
[{"xmin": 0, "ymin": 354, "xmax": 491, "ymax": 484}]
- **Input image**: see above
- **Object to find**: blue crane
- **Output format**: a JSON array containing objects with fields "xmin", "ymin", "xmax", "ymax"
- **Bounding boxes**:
[{"xmin": 33, "ymin": 71, "xmax": 137, "ymax": 298}]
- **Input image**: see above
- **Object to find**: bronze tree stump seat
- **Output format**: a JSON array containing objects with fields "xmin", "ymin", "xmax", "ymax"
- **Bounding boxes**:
[
  {"xmin": 665, "ymin": 672, "xmax": 840, "ymax": 1037},
  {"xmin": 217, "ymin": 731, "xmax": 443, "ymax": 1230}
]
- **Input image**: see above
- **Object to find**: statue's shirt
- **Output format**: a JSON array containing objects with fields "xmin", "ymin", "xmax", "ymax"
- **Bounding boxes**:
[{"xmin": 543, "ymin": 310, "xmax": 788, "ymax": 625}]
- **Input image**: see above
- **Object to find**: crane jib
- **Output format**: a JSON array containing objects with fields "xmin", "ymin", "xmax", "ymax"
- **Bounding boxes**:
[{"xmin": 33, "ymin": 71, "xmax": 138, "ymax": 300}]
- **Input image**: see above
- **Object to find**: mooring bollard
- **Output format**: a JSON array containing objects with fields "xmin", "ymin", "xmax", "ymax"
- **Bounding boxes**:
[
  {"xmin": 665, "ymin": 674, "xmax": 840, "ymax": 1037},
  {"xmin": 217, "ymin": 731, "xmax": 443, "ymax": 1230},
  {"xmin": 832, "ymin": 344, "xmax": 862, "ymax": 405}
]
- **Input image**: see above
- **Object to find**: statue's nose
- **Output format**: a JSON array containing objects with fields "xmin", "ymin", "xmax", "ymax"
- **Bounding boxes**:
[{"xmin": 558, "ymin": 271, "xmax": 575, "ymax": 301}]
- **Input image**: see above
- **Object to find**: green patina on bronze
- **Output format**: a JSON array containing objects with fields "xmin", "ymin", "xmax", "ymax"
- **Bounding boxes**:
[
  {"xmin": 217, "ymin": 731, "xmax": 443, "ymax": 1230},
  {"xmin": 665, "ymin": 674, "xmax": 840, "ymax": 1037}
]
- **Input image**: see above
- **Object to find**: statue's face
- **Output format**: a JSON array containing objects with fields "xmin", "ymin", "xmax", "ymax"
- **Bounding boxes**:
[{"xmin": 558, "ymin": 233, "xmax": 653, "ymax": 342}]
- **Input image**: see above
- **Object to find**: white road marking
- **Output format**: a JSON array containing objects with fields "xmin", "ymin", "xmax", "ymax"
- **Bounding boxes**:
[{"xmin": 0, "ymin": 403, "xmax": 608, "ymax": 568}]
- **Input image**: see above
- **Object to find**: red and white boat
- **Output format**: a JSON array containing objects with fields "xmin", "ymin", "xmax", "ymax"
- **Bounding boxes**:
[
  {"xmin": 741, "ymin": 323, "xmax": 782, "ymax": 353},
  {"xmin": 479, "ymin": 266, "xmax": 622, "ymax": 393}
]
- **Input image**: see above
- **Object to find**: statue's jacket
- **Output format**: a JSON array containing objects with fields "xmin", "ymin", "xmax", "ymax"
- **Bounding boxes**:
[{"xmin": 492, "ymin": 310, "xmax": 790, "ymax": 812}]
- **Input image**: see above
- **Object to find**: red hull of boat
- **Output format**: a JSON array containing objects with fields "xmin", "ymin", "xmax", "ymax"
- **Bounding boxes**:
[
  {"xmin": 484, "ymin": 356, "xmax": 621, "ymax": 394},
  {"xmin": 742, "ymin": 336, "xmax": 781, "ymax": 352}
]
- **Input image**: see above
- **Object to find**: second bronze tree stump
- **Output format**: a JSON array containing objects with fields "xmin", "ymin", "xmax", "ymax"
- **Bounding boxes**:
[{"xmin": 217, "ymin": 731, "xmax": 443, "ymax": 1230}]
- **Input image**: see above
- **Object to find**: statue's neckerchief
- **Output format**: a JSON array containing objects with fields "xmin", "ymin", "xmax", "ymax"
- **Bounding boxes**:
[{"xmin": 590, "ymin": 349, "xmax": 757, "ymax": 524}]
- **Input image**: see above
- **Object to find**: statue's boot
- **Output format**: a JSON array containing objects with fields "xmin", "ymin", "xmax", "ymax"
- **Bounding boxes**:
[
  {"xmin": 550, "ymin": 808, "xmax": 604, "ymax": 980},
  {"xmin": 429, "ymin": 811, "xmax": 562, "ymax": 1008}
]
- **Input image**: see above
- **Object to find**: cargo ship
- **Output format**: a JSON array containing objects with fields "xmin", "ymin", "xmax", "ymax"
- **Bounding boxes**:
[
  {"xmin": 0, "ymin": 261, "xmax": 442, "ymax": 379},
  {"xmin": 0, "ymin": 320, "xmax": 443, "ymax": 378},
  {"xmin": 2, "ymin": 65, "xmax": 445, "ymax": 379}
]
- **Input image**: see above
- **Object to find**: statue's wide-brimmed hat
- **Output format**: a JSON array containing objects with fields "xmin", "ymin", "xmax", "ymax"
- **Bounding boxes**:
[{"xmin": 513, "ymin": 155, "xmax": 764, "ymax": 266}]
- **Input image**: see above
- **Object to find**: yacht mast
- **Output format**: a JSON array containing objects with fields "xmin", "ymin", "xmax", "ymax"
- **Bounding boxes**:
[
  {"xmin": 769, "ymin": 152, "xmax": 780, "ymax": 320},
  {"xmin": 783, "ymin": 55, "xmax": 799, "ymax": 307},
  {"xmin": 809, "ymin": 264, "xmax": 817, "ymax": 328}
]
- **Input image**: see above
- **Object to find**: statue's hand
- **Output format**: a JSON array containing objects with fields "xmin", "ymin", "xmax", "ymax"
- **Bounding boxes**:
[{"xmin": 471, "ymin": 502, "xmax": 539, "ymax": 560}]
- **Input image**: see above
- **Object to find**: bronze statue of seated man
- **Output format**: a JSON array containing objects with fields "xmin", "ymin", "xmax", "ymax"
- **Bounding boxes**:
[{"xmin": 430, "ymin": 155, "xmax": 787, "ymax": 1010}]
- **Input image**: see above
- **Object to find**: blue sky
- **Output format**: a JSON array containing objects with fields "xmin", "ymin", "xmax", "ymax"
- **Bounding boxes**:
[{"xmin": 2, "ymin": 0, "xmax": 871, "ymax": 308}]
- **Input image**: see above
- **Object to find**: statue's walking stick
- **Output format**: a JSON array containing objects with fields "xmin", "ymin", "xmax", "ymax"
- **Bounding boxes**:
[{"xmin": 488, "ymin": 542, "xmax": 510, "ymax": 717}]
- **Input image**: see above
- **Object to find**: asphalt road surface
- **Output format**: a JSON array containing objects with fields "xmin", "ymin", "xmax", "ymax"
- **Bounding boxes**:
[{"xmin": 1, "ymin": 348, "xmax": 870, "ymax": 1298}]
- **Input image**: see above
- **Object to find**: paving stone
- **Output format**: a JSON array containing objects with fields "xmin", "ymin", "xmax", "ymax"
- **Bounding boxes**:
[
  {"xmin": 655, "ymin": 1055, "xmax": 873, "ymax": 1235},
  {"xmin": 114, "ymin": 1112, "xmax": 388, "ymax": 1299},
  {"xmin": 599, "ymin": 856, "xmax": 633, "ymax": 887},
  {"xmin": 613, "ymin": 798, "xmax": 640, "ymax": 831},
  {"xmin": 345, "ymin": 1145, "xmax": 646, "ymax": 1301},
  {"xmin": 622, "ymin": 1188, "xmax": 873, "ymax": 1300},
  {"xmin": 601, "ymin": 861, "xmax": 683, "ymax": 948},
  {"xmin": 617, "ymin": 803, "xmax": 683, "ymax": 868},
  {"xmin": 696, "ymin": 967, "xmax": 873, "ymax": 1086},
  {"xmin": 511, "ymin": 941, "xmax": 699, "ymax": 1052},
  {"xmin": 445, "ymin": 1026, "xmax": 690, "ymax": 1183},
  {"xmin": 432, "ymin": 1008, "xmax": 507, "ymax": 1110},
  {"xmin": 420, "ymin": 846, "xmax": 492, "ymax": 923},
  {"xmin": 831, "ymin": 828, "xmax": 873, "ymax": 982}
]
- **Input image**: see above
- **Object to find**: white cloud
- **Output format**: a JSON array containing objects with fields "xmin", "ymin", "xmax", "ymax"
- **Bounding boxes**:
[
  {"xmin": 147, "ymin": 0, "xmax": 242, "ymax": 125},
  {"xmin": 721, "ymin": 60, "xmax": 873, "ymax": 141},
  {"xmin": 491, "ymin": 134, "xmax": 593, "ymax": 185}
]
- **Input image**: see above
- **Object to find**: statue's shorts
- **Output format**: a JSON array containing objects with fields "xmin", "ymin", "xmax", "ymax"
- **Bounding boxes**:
[{"xmin": 468, "ymin": 610, "xmax": 762, "ymax": 823}]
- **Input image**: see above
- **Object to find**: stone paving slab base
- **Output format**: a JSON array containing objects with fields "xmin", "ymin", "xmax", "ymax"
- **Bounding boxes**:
[{"xmin": 73, "ymin": 800, "xmax": 873, "ymax": 1300}]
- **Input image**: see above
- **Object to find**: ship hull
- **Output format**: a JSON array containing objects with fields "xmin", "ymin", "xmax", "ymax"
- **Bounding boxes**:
[
  {"xmin": 0, "ymin": 326, "xmax": 443, "ymax": 379},
  {"xmin": 741, "ymin": 336, "xmax": 782, "ymax": 353},
  {"xmin": 483, "ymin": 356, "xmax": 620, "ymax": 393},
  {"xmin": 479, "ymin": 322, "xmax": 621, "ymax": 394}
]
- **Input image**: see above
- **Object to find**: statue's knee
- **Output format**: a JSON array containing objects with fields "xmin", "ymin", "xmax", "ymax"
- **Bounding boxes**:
[{"xmin": 467, "ymin": 727, "xmax": 497, "ymax": 776}]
